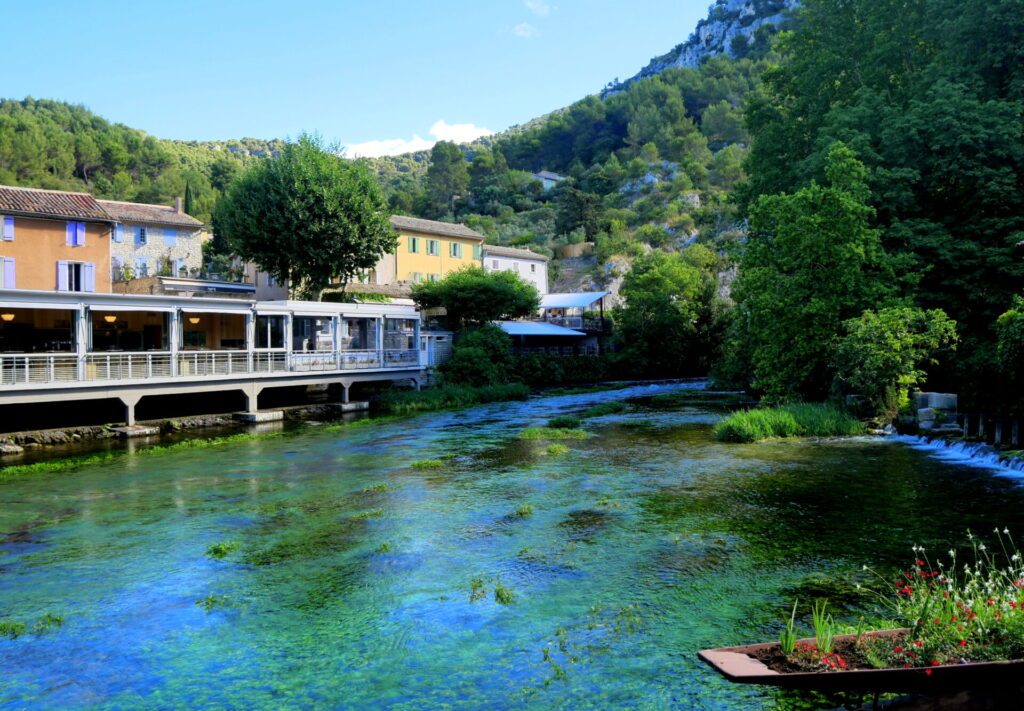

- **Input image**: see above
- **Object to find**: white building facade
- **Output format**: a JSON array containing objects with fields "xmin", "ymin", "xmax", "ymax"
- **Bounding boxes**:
[{"xmin": 482, "ymin": 245, "xmax": 549, "ymax": 295}]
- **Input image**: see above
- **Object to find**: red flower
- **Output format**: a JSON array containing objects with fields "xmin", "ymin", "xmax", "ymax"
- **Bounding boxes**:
[
  {"xmin": 931, "ymin": 660, "xmax": 941, "ymax": 666},
  {"xmin": 893, "ymin": 646, "xmax": 904, "ymax": 653},
  {"xmin": 913, "ymin": 640, "xmax": 923, "ymax": 648},
  {"xmin": 916, "ymin": 559, "xmax": 926, "ymax": 566},
  {"xmin": 925, "ymin": 669, "xmax": 933, "ymax": 676}
]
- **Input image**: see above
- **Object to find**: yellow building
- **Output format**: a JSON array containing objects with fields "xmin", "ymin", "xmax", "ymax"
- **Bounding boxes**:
[{"xmin": 369, "ymin": 215, "xmax": 483, "ymax": 286}]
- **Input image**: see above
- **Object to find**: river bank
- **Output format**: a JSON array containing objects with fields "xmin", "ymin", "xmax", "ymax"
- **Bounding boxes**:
[{"xmin": 0, "ymin": 380, "xmax": 690, "ymax": 469}]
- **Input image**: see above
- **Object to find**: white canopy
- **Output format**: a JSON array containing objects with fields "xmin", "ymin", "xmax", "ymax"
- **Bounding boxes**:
[
  {"xmin": 497, "ymin": 321, "xmax": 585, "ymax": 337},
  {"xmin": 540, "ymin": 292, "xmax": 608, "ymax": 309}
]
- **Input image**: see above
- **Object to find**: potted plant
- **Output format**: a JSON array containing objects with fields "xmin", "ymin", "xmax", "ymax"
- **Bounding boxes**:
[{"xmin": 700, "ymin": 531, "xmax": 1024, "ymax": 694}]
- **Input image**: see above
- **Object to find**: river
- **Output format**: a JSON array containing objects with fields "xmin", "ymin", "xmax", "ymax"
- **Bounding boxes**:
[{"xmin": 3, "ymin": 382, "xmax": 1024, "ymax": 709}]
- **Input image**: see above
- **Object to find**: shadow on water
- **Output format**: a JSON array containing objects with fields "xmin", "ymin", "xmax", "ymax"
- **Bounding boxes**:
[{"xmin": 3, "ymin": 380, "xmax": 1024, "ymax": 709}]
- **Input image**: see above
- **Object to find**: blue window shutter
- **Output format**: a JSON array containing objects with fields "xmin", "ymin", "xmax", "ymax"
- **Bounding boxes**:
[
  {"xmin": 2, "ymin": 258, "xmax": 14, "ymax": 288},
  {"xmin": 113, "ymin": 224, "xmax": 124, "ymax": 243},
  {"xmin": 57, "ymin": 261, "xmax": 69, "ymax": 291},
  {"xmin": 2, "ymin": 216, "xmax": 13, "ymax": 241},
  {"xmin": 66, "ymin": 223, "xmax": 74, "ymax": 246},
  {"xmin": 83, "ymin": 263, "xmax": 96, "ymax": 292},
  {"xmin": 75, "ymin": 222, "xmax": 86, "ymax": 246}
]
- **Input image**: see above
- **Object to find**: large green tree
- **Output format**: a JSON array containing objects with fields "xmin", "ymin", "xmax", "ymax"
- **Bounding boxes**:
[
  {"xmin": 739, "ymin": 0, "xmax": 1024, "ymax": 403},
  {"xmin": 426, "ymin": 141, "xmax": 469, "ymax": 216},
  {"xmin": 214, "ymin": 134, "xmax": 395, "ymax": 299},
  {"xmin": 833, "ymin": 307, "xmax": 958, "ymax": 419},
  {"xmin": 411, "ymin": 266, "xmax": 540, "ymax": 330},
  {"xmin": 614, "ymin": 245, "xmax": 725, "ymax": 377},
  {"xmin": 731, "ymin": 143, "xmax": 895, "ymax": 401}
]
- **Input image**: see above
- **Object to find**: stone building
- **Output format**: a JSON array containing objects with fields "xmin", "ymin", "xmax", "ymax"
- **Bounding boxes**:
[{"xmin": 98, "ymin": 198, "xmax": 204, "ymax": 283}]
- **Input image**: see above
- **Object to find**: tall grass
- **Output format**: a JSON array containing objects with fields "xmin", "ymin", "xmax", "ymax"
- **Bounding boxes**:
[
  {"xmin": 713, "ymin": 403, "xmax": 864, "ymax": 443},
  {"xmin": 378, "ymin": 383, "xmax": 530, "ymax": 416}
]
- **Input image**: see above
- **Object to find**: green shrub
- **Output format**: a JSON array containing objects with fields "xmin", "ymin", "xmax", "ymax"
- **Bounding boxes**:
[
  {"xmin": 519, "ymin": 427, "xmax": 589, "ymax": 441},
  {"xmin": 545, "ymin": 444, "xmax": 570, "ymax": 456},
  {"xmin": 440, "ymin": 324, "xmax": 517, "ymax": 386},
  {"xmin": 713, "ymin": 403, "xmax": 864, "ymax": 443},
  {"xmin": 547, "ymin": 415, "xmax": 582, "ymax": 429}
]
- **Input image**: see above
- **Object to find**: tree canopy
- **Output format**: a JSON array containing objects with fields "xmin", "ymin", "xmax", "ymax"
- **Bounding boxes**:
[
  {"xmin": 730, "ymin": 143, "xmax": 895, "ymax": 401},
  {"xmin": 214, "ymin": 134, "xmax": 395, "ymax": 299},
  {"xmin": 615, "ymin": 245, "xmax": 725, "ymax": 377},
  {"xmin": 738, "ymin": 0, "xmax": 1024, "ymax": 401},
  {"xmin": 411, "ymin": 266, "xmax": 540, "ymax": 331}
]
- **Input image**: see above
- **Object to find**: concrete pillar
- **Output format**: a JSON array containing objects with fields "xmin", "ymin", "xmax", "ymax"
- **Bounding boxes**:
[
  {"xmin": 285, "ymin": 313, "xmax": 294, "ymax": 370},
  {"xmin": 342, "ymin": 383, "xmax": 350, "ymax": 404},
  {"xmin": 121, "ymin": 394, "xmax": 141, "ymax": 426},
  {"xmin": 242, "ymin": 385, "xmax": 260, "ymax": 413}
]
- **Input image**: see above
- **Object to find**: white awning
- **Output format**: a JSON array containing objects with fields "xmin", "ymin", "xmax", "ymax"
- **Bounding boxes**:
[
  {"xmin": 540, "ymin": 292, "xmax": 608, "ymax": 309},
  {"xmin": 496, "ymin": 321, "xmax": 585, "ymax": 337},
  {"xmin": 178, "ymin": 306, "xmax": 251, "ymax": 315}
]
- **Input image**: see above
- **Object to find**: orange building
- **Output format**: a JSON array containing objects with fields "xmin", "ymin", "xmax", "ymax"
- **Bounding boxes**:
[{"xmin": 0, "ymin": 185, "xmax": 115, "ymax": 293}]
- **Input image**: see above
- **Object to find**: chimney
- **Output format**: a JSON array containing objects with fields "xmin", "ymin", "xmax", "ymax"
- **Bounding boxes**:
[{"xmin": 174, "ymin": 197, "xmax": 183, "ymax": 214}]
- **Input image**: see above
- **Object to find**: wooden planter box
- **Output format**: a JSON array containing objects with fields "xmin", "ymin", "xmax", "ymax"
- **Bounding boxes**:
[{"xmin": 699, "ymin": 630, "xmax": 1024, "ymax": 694}]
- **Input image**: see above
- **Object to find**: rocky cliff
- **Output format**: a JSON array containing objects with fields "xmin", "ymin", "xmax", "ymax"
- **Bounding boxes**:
[{"xmin": 606, "ymin": 0, "xmax": 799, "ymax": 94}]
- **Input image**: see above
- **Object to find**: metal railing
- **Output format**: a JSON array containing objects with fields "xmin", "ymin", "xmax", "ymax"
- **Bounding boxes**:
[
  {"xmin": 2, "ymin": 346, "xmax": 424, "ymax": 387},
  {"xmin": 85, "ymin": 352, "xmax": 174, "ymax": 381},
  {"xmin": 0, "ymin": 353, "xmax": 79, "ymax": 385},
  {"xmin": 177, "ymin": 351, "xmax": 250, "ymax": 377}
]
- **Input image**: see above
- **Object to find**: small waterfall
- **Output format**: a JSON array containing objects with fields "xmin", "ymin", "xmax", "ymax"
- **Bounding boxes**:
[{"xmin": 891, "ymin": 434, "xmax": 1024, "ymax": 475}]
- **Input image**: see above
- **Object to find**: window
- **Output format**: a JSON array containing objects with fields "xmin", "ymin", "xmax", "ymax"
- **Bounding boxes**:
[
  {"xmin": 112, "ymin": 223, "xmax": 124, "ymax": 243},
  {"xmin": 429, "ymin": 273, "xmax": 440, "ymax": 282},
  {"xmin": 2, "ymin": 216, "xmax": 13, "ymax": 241},
  {"xmin": 56, "ymin": 261, "xmax": 95, "ymax": 292},
  {"xmin": 255, "ymin": 316, "xmax": 285, "ymax": 349},
  {"xmin": 0, "ymin": 257, "xmax": 14, "ymax": 288},
  {"xmin": 492, "ymin": 260, "xmax": 499, "ymax": 269},
  {"xmin": 175, "ymin": 258, "xmax": 187, "ymax": 276},
  {"xmin": 408, "ymin": 236, "xmax": 420, "ymax": 253},
  {"xmin": 473, "ymin": 244, "xmax": 482, "ymax": 260},
  {"xmin": 531, "ymin": 264, "xmax": 537, "ymax": 273},
  {"xmin": 427, "ymin": 239, "xmax": 440, "ymax": 256},
  {"xmin": 65, "ymin": 222, "xmax": 86, "ymax": 247},
  {"xmin": 135, "ymin": 257, "xmax": 149, "ymax": 278},
  {"xmin": 410, "ymin": 272, "xmax": 422, "ymax": 283},
  {"xmin": 136, "ymin": 227, "xmax": 148, "ymax": 246},
  {"xmin": 164, "ymin": 229, "xmax": 177, "ymax": 247},
  {"xmin": 450, "ymin": 242, "xmax": 463, "ymax": 258}
]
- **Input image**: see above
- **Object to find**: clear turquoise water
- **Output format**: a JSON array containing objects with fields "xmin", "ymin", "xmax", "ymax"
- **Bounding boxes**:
[{"xmin": 3, "ymin": 383, "xmax": 1024, "ymax": 710}]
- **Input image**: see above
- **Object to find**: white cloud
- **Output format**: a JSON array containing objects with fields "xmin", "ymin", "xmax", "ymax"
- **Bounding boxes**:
[
  {"xmin": 512, "ymin": 22, "xmax": 540, "ymax": 39},
  {"xmin": 525, "ymin": 0, "xmax": 550, "ymax": 17},
  {"xmin": 343, "ymin": 120, "xmax": 493, "ymax": 159}
]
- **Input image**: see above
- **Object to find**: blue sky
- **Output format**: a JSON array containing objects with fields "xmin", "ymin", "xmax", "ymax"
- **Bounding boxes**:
[{"xmin": 5, "ymin": 0, "xmax": 708, "ymax": 155}]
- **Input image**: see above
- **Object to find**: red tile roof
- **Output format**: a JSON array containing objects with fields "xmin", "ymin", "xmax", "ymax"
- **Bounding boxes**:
[
  {"xmin": 96, "ymin": 199, "xmax": 203, "ymax": 228},
  {"xmin": 0, "ymin": 185, "xmax": 111, "ymax": 222},
  {"xmin": 390, "ymin": 215, "xmax": 484, "ymax": 241}
]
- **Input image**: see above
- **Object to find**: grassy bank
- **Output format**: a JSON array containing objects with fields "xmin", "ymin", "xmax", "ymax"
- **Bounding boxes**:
[
  {"xmin": 377, "ymin": 383, "xmax": 530, "ymax": 416},
  {"xmin": 0, "ymin": 431, "xmax": 285, "ymax": 481},
  {"xmin": 713, "ymin": 404, "xmax": 864, "ymax": 443}
]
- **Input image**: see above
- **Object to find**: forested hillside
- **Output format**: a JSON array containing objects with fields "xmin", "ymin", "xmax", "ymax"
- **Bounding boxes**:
[
  {"xmin": 0, "ymin": 98, "xmax": 282, "ymax": 223},
  {"xmin": 369, "ymin": 53, "xmax": 768, "ymax": 295}
]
